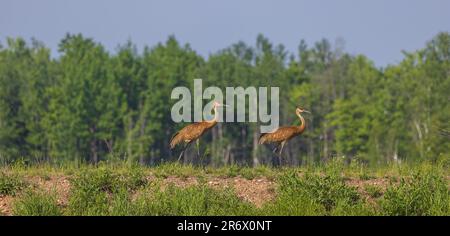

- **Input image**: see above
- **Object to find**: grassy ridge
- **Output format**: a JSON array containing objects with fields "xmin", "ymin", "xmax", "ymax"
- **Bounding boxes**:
[{"xmin": 1, "ymin": 159, "xmax": 449, "ymax": 216}]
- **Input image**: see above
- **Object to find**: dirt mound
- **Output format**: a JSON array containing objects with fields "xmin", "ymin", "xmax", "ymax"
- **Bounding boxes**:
[
  {"xmin": 0, "ymin": 195, "xmax": 13, "ymax": 216},
  {"xmin": 1, "ymin": 174, "xmax": 406, "ymax": 215},
  {"xmin": 150, "ymin": 175, "xmax": 275, "ymax": 207},
  {"xmin": 207, "ymin": 177, "xmax": 275, "ymax": 207},
  {"xmin": 1, "ymin": 174, "xmax": 276, "ymax": 215}
]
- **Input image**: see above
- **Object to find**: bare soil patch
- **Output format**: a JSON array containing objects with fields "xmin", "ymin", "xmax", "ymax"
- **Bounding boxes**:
[
  {"xmin": 147, "ymin": 175, "xmax": 275, "ymax": 207},
  {"xmin": 0, "ymin": 195, "xmax": 13, "ymax": 216}
]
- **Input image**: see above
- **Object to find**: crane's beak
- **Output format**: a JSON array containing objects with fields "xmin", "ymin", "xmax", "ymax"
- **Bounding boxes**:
[
  {"xmin": 221, "ymin": 104, "xmax": 230, "ymax": 107},
  {"xmin": 303, "ymin": 110, "xmax": 311, "ymax": 114}
]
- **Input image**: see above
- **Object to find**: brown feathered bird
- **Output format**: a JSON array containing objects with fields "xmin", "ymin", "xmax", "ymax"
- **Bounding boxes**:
[
  {"xmin": 259, "ymin": 107, "xmax": 310, "ymax": 165},
  {"xmin": 170, "ymin": 101, "xmax": 228, "ymax": 161}
]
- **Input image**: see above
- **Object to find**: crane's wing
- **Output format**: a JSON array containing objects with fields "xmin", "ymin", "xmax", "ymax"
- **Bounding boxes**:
[
  {"xmin": 169, "ymin": 122, "xmax": 207, "ymax": 149},
  {"xmin": 259, "ymin": 128, "xmax": 279, "ymax": 144}
]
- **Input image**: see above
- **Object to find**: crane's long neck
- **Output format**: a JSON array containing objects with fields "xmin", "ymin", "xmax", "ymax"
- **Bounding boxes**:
[
  {"xmin": 206, "ymin": 106, "xmax": 218, "ymax": 126},
  {"xmin": 296, "ymin": 112, "xmax": 306, "ymax": 133}
]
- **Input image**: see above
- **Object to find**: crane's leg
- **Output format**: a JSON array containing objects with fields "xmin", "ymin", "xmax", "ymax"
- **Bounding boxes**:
[
  {"xmin": 278, "ymin": 141, "xmax": 286, "ymax": 166},
  {"xmin": 270, "ymin": 143, "xmax": 280, "ymax": 167},
  {"xmin": 196, "ymin": 139, "xmax": 200, "ymax": 159},
  {"xmin": 272, "ymin": 146, "xmax": 278, "ymax": 153},
  {"xmin": 178, "ymin": 143, "xmax": 189, "ymax": 162},
  {"xmin": 177, "ymin": 148, "xmax": 184, "ymax": 162},
  {"xmin": 272, "ymin": 143, "xmax": 280, "ymax": 153}
]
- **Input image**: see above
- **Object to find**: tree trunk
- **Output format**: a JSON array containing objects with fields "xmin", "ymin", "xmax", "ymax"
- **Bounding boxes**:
[
  {"xmin": 212, "ymin": 125, "xmax": 218, "ymax": 166},
  {"xmin": 252, "ymin": 129, "xmax": 259, "ymax": 167},
  {"xmin": 218, "ymin": 123, "xmax": 223, "ymax": 166},
  {"xmin": 308, "ymin": 117, "xmax": 315, "ymax": 166},
  {"xmin": 126, "ymin": 115, "xmax": 134, "ymax": 163},
  {"xmin": 90, "ymin": 139, "xmax": 98, "ymax": 164},
  {"xmin": 224, "ymin": 144, "xmax": 231, "ymax": 166},
  {"xmin": 392, "ymin": 139, "xmax": 399, "ymax": 164},
  {"xmin": 413, "ymin": 120, "xmax": 424, "ymax": 159},
  {"xmin": 89, "ymin": 126, "xmax": 98, "ymax": 164},
  {"xmin": 323, "ymin": 122, "xmax": 329, "ymax": 161},
  {"xmin": 241, "ymin": 126, "xmax": 246, "ymax": 164},
  {"xmin": 139, "ymin": 114, "xmax": 146, "ymax": 165}
]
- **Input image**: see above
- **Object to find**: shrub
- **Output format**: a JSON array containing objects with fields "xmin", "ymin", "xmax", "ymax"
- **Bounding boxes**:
[
  {"xmin": 330, "ymin": 199, "xmax": 378, "ymax": 216},
  {"xmin": 260, "ymin": 189, "xmax": 325, "ymax": 216},
  {"xmin": 133, "ymin": 184, "xmax": 256, "ymax": 216},
  {"xmin": 381, "ymin": 168, "xmax": 449, "ymax": 216},
  {"xmin": 301, "ymin": 174, "xmax": 359, "ymax": 211},
  {"xmin": 273, "ymin": 170, "xmax": 361, "ymax": 214},
  {"xmin": 66, "ymin": 168, "xmax": 118, "ymax": 215},
  {"xmin": 109, "ymin": 187, "xmax": 136, "ymax": 216},
  {"xmin": 12, "ymin": 190, "xmax": 62, "ymax": 216},
  {"xmin": 66, "ymin": 167, "xmax": 148, "ymax": 215},
  {"xmin": 120, "ymin": 166, "xmax": 147, "ymax": 191},
  {"xmin": 364, "ymin": 185, "xmax": 383, "ymax": 198},
  {"xmin": 0, "ymin": 172, "xmax": 26, "ymax": 196},
  {"xmin": 153, "ymin": 163, "xmax": 198, "ymax": 179},
  {"xmin": 66, "ymin": 187, "xmax": 110, "ymax": 216}
]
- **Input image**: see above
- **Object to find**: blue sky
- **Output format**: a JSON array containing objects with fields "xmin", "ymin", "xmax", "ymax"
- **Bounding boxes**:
[{"xmin": 1, "ymin": 0, "xmax": 449, "ymax": 67}]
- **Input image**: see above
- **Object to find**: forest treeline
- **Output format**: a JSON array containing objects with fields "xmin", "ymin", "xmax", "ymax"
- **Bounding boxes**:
[{"xmin": 0, "ymin": 32, "xmax": 448, "ymax": 166}]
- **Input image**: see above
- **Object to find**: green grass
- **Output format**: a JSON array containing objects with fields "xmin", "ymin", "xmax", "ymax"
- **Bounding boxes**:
[
  {"xmin": 259, "ymin": 169, "xmax": 370, "ymax": 216},
  {"xmin": 131, "ymin": 184, "xmax": 257, "ymax": 216},
  {"xmin": 364, "ymin": 185, "xmax": 383, "ymax": 198},
  {"xmin": 65, "ymin": 180, "xmax": 257, "ymax": 216},
  {"xmin": 151, "ymin": 163, "xmax": 276, "ymax": 180},
  {"xmin": 0, "ymin": 172, "xmax": 26, "ymax": 196},
  {"xmin": 2, "ymin": 159, "xmax": 450, "ymax": 216},
  {"xmin": 380, "ymin": 165, "xmax": 449, "ymax": 216},
  {"xmin": 12, "ymin": 190, "xmax": 62, "ymax": 216},
  {"xmin": 65, "ymin": 166, "xmax": 149, "ymax": 215}
]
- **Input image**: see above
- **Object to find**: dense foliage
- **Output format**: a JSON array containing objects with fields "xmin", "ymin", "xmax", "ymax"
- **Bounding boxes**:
[{"xmin": 0, "ymin": 32, "xmax": 448, "ymax": 166}]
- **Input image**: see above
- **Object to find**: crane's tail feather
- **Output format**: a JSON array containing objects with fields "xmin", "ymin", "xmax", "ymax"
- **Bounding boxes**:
[
  {"xmin": 259, "ymin": 133, "xmax": 268, "ymax": 144},
  {"xmin": 169, "ymin": 131, "xmax": 181, "ymax": 149}
]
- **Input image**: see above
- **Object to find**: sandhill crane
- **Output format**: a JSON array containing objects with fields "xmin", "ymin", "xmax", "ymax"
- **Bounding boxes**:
[
  {"xmin": 259, "ymin": 107, "xmax": 310, "ymax": 165},
  {"xmin": 170, "ymin": 101, "xmax": 228, "ymax": 162}
]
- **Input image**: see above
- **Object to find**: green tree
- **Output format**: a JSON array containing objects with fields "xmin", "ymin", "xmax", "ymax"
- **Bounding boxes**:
[
  {"xmin": 44, "ymin": 34, "xmax": 123, "ymax": 163},
  {"xmin": 0, "ymin": 38, "xmax": 53, "ymax": 162}
]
